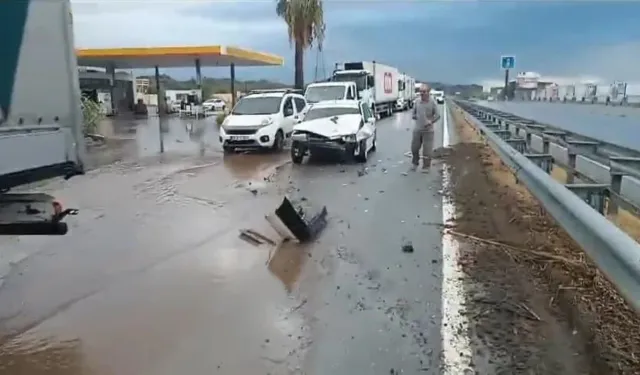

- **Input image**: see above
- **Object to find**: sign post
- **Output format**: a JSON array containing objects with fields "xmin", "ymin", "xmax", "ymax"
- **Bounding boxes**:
[{"xmin": 500, "ymin": 55, "xmax": 515, "ymax": 100}]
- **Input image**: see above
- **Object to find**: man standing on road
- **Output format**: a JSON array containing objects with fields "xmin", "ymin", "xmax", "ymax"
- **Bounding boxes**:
[{"xmin": 411, "ymin": 83, "xmax": 441, "ymax": 172}]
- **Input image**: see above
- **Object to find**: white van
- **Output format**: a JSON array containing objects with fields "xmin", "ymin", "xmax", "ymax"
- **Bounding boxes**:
[{"xmin": 219, "ymin": 89, "xmax": 308, "ymax": 152}]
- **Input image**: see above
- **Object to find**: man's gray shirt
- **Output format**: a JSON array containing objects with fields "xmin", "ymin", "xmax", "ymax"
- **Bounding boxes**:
[{"xmin": 412, "ymin": 97, "xmax": 440, "ymax": 132}]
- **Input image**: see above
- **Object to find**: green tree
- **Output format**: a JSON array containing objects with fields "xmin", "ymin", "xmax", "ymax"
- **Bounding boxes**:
[{"xmin": 276, "ymin": 0, "xmax": 325, "ymax": 89}]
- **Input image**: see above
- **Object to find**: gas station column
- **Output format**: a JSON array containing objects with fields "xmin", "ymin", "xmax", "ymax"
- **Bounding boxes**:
[
  {"xmin": 195, "ymin": 58, "xmax": 202, "ymax": 100},
  {"xmin": 230, "ymin": 63, "xmax": 236, "ymax": 107},
  {"xmin": 106, "ymin": 64, "xmax": 116, "ymax": 114}
]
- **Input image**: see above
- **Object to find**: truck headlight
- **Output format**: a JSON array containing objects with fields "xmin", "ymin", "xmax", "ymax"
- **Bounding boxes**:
[{"xmin": 260, "ymin": 117, "xmax": 274, "ymax": 127}]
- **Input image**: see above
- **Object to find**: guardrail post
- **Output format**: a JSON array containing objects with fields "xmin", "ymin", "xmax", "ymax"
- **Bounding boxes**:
[
  {"xmin": 494, "ymin": 130, "xmax": 512, "ymax": 141},
  {"xmin": 567, "ymin": 140, "xmax": 599, "ymax": 155},
  {"xmin": 506, "ymin": 138, "xmax": 527, "ymax": 153},
  {"xmin": 607, "ymin": 156, "xmax": 640, "ymax": 215},
  {"xmin": 607, "ymin": 173, "xmax": 623, "ymax": 215},
  {"xmin": 543, "ymin": 130, "xmax": 567, "ymax": 141},
  {"xmin": 567, "ymin": 151, "xmax": 577, "ymax": 183},
  {"xmin": 524, "ymin": 154, "xmax": 553, "ymax": 174},
  {"xmin": 565, "ymin": 184, "xmax": 608, "ymax": 214}
]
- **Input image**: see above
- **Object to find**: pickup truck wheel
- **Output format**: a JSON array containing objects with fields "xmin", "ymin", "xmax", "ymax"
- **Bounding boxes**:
[
  {"xmin": 272, "ymin": 130, "xmax": 284, "ymax": 152},
  {"xmin": 291, "ymin": 141, "xmax": 305, "ymax": 164},
  {"xmin": 355, "ymin": 139, "xmax": 368, "ymax": 163},
  {"xmin": 371, "ymin": 132, "xmax": 377, "ymax": 151}
]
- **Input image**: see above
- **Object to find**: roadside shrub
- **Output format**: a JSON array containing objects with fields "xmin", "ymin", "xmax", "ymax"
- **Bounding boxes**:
[
  {"xmin": 81, "ymin": 96, "xmax": 104, "ymax": 135},
  {"xmin": 216, "ymin": 112, "xmax": 227, "ymax": 127}
]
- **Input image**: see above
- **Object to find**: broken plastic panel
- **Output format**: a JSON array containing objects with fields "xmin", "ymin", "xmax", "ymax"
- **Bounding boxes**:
[{"xmin": 270, "ymin": 197, "xmax": 327, "ymax": 243}]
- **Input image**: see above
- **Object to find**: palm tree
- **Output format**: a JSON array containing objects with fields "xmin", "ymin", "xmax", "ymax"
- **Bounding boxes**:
[{"xmin": 276, "ymin": 0, "xmax": 325, "ymax": 89}]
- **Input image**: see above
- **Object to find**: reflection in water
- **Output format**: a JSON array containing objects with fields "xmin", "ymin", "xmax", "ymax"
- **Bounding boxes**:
[
  {"xmin": 0, "ymin": 335, "xmax": 87, "ymax": 374},
  {"xmin": 88, "ymin": 115, "xmax": 221, "ymax": 167},
  {"xmin": 222, "ymin": 153, "xmax": 289, "ymax": 180},
  {"xmin": 267, "ymin": 241, "xmax": 308, "ymax": 293}
]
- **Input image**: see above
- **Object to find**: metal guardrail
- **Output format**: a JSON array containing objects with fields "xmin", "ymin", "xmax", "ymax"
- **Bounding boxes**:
[
  {"xmin": 462, "ymin": 101, "xmax": 640, "ymax": 217},
  {"xmin": 453, "ymin": 100, "xmax": 640, "ymax": 312}
]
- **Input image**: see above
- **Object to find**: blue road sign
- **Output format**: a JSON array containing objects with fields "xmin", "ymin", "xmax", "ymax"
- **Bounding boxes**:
[{"xmin": 501, "ymin": 55, "xmax": 515, "ymax": 70}]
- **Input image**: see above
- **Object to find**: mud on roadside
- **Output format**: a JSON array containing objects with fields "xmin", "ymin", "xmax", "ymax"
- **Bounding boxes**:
[{"xmin": 443, "ymin": 106, "xmax": 640, "ymax": 374}]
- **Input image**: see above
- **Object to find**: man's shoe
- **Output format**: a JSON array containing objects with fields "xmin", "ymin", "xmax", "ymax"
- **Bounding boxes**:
[{"xmin": 409, "ymin": 164, "xmax": 418, "ymax": 172}]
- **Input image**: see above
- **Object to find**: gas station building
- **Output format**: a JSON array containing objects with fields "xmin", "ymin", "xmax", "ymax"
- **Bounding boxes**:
[{"xmin": 76, "ymin": 45, "xmax": 284, "ymax": 114}]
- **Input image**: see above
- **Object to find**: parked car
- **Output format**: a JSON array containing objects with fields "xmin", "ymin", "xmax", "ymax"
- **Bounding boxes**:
[
  {"xmin": 290, "ymin": 100, "xmax": 376, "ymax": 164},
  {"xmin": 219, "ymin": 89, "xmax": 308, "ymax": 153},
  {"xmin": 203, "ymin": 98, "xmax": 226, "ymax": 112}
]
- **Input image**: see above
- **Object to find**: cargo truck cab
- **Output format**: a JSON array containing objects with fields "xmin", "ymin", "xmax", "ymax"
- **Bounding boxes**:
[
  {"xmin": 331, "ymin": 70, "xmax": 373, "ymax": 108},
  {"xmin": 331, "ymin": 61, "xmax": 399, "ymax": 119},
  {"xmin": 304, "ymin": 82, "xmax": 358, "ymax": 105}
]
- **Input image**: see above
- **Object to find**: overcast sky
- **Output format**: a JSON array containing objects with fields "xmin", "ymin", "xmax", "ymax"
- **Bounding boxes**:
[{"xmin": 71, "ymin": 0, "xmax": 640, "ymax": 85}]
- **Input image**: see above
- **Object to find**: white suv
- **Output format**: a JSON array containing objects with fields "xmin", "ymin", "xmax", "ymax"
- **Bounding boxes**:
[{"xmin": 219, "ymin": 90, "xmax": 307, "ymax": 152}]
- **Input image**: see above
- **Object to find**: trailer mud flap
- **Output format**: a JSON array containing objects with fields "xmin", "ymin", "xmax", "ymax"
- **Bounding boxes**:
[{"xmin": 271, "ymin": 197, "xmax": 327, "ymax": 243}]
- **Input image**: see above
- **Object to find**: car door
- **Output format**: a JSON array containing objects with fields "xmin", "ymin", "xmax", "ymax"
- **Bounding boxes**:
[
  {"xmin": 359, "ymin": 102, "xmax": 376, "ymax": 147},
  {"xmin": 293, "ymin": 97, "xmax": 308, "ymax": 120},
  {"xmin": 281, "ymin": 96, "xmax": 296, "ymax": 135}
]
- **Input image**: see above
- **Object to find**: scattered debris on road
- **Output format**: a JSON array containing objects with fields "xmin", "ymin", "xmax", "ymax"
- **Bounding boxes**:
[
  {"xmin": 401, "ymin": 241, "xmax": 415, "ymax": 253},
  {"xmin": 238, "ymin": 229, "xmax": 277, "ymax": 246},
  {"xmin": 266, "ymin": 197, "xmax": 328, "ymax": 243}
]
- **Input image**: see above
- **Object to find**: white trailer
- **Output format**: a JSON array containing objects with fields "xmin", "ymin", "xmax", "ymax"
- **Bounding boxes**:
[
  {"xmin": 393, "ymin": 74, "xmax": 416, "ymax": 112},
  {"xmin": 0, "ymin": 0, "xmax": 84, "ymax": 234},
  {"xmin": 331, "ymin": 61, "xmax": 400, "ymax": 118}
]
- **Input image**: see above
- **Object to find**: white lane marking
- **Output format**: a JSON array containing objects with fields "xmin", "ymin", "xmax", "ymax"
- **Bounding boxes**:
[{"xmin": 441, "ymin": 103, "xmax": 473, "ymax": 373}]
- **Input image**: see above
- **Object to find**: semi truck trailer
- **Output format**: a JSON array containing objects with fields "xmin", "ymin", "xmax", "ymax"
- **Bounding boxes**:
[
  {"xmin": 331, "ymin": 61, "xmax": 400, "ymax": 119},
  {"xmin": 0, "ymin": 0, "xmax": 83, "ymax": 235}
]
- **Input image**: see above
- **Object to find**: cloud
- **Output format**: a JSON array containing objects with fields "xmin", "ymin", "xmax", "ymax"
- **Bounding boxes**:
[
  {"xmin": 71, "ymin": 0, "xmax": 640, "ymax": 85},
  {"xmin": 71, "ymin": 0, "xmax": 286, "ymax": 49},
  {"xmin": 478, "ymin": 41, "xmax": 640, "ymax": 88}
]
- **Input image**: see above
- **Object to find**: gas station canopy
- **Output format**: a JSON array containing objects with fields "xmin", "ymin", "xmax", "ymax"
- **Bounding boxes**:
[{"xmin": 76, "ymin": 45, "xmax": 284, "ymax": 69}]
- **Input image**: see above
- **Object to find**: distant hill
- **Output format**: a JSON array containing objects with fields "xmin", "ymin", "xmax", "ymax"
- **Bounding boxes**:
[
  {"xmin": 139, "ymin": 74, "xmax": 289, "ymax": 98},
  {"xmin": 140, "ymin": 74, "xmax": 483, "ymax": 99},
  {"xmin": 427, "ymin": 82, "xmax": 484, "ymax": 98}
]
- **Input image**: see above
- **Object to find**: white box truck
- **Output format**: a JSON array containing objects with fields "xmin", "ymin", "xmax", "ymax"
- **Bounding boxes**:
[
  {"xmin": 0, "ymin": 0, "xmax": 84, "ymax": 235},
  {"xmin": 331, "ymin": 61, "xmax": 400, "ymax": 119},
  {"xmin": 395, "ymin": 73, "xmax": 416, "ymax": 111}
]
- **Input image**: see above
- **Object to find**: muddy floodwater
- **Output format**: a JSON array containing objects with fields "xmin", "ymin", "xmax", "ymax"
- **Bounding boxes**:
[{"xmin": 0, "ymin": 109, "xmax": 634, "ymax": 374}]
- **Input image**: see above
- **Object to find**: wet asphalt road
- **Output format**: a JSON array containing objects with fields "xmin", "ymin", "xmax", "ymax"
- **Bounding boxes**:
[
  {"xmin": 479, "ymin": 100, "xmax": 640, "ymax": 151},
  {"xmin": 0, "ymin": 110, "xmax": 455, "ymax": 374}
]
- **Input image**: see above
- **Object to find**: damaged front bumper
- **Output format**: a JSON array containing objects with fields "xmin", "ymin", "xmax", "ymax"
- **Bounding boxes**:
[{"xmin": 291, "ymin": 132, "xmax": 356, "ymax": 154}]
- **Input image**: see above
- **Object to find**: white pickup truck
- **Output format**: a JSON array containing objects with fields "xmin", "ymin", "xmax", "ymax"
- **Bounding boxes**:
[{"xmin": 0, "ymin": 0, "xmax": 84, "ymax": 235}]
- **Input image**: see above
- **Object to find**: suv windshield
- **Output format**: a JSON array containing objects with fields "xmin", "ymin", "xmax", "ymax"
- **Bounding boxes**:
[
  {"xmin": 232, "ymin": 96, "xmax": 282, "ymax": 115},
  {"xmin": 332, "ymin": 74, "xmax": 367, "ymax": 92},
  {"xmin": 305, "ymin": 86, "xmax": 346, "ymax": 103},
  {"xmin": 304, "ymin": 107, "xmax": 360, "ymax": 121}
]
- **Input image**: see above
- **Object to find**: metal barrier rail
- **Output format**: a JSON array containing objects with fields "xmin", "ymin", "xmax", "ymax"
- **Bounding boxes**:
[
  {"xmin": 452, "ymin": 100, "xmax": 640, "ymax": 312},
  {"xmin": 460, "ymin": 101, "xmax": 640, "ymax": 217}
]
